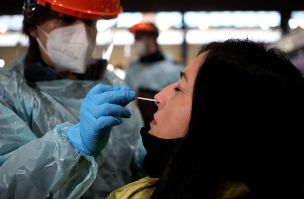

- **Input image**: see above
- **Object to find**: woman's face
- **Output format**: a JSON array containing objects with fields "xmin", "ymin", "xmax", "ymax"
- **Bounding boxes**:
[
  {"xmin": 29, "ymin": 15, "xmax": 97, "ymax": 69},
  {"xmin": 149, "ymin": 52, "xmax": 207, "ymax": 139}
]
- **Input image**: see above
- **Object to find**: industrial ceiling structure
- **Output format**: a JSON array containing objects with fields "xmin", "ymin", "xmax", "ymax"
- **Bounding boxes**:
[
  {"xmin": 2, "ymin": 0, "xmax": 304, "ymax": 13},
  {"xmin": 2, "ymin": 0, "xmax": 304, "ymax": 34}
]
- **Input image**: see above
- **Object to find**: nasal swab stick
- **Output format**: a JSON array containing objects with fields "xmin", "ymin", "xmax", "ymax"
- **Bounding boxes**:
[{"xmin": 137, "ymin": 97, "xmax": 158, "ymax": 102}]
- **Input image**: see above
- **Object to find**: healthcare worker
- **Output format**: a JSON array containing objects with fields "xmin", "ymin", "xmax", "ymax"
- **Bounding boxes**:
[
  {"xmin": 0, "ymin": 0, "xmax": 146, "ymax": 198},
  {"xmin": 125, "ymin": 22, "xmax": 184, "ymax": 93},
  {"xmin": 124, "ymin": 22, "xmax": 184, "ymax": 127}
]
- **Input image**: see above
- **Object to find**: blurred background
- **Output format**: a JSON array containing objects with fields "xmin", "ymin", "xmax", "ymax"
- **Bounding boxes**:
[{"xmin": 1, "ymin": 0, "xmax": 304, "ymax": 78}]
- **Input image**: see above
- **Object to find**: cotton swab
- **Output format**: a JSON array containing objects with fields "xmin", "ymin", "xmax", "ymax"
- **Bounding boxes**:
[{"xmin": 137, "ymin": 97, "xmax": 158, "ymax": 102}]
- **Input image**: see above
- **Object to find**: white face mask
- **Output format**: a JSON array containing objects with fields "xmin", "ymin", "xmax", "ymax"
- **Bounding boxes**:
[
  {"xmin": 131, "ymin": 41, "xmax": 148, "ymax": 57},
  {"xmin": 36, "ymin": 23, "xmax": 96, "ymax": 74}
]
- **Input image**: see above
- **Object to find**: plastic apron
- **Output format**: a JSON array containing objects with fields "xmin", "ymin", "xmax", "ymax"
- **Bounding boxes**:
[{"xmin": 0, "ymin": 55, "xmax": 146, "ymax": 199}]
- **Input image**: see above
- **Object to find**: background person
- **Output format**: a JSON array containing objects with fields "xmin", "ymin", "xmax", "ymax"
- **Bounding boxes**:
[
  {"xmin": 124, "ymin": 22, "xmax": 184, "ymax": 127},
  {"xmin": 108, "ymin": 39, "xmax": 304, "ymax": 199},
  {"xmin": 0, "ymin": 0, "xmax": 146, "ymax": 198}
]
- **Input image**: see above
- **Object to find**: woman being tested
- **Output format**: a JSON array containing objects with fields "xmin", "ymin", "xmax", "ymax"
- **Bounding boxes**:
[{"xmin": 103, "ymin": 39, "xmax": 304, "ymax": 198}]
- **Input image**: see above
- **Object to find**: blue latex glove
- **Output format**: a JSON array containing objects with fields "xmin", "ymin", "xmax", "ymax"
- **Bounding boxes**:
[{"xmin": 67, "ymin": 83, "xmax": 137, "ymax": 156}]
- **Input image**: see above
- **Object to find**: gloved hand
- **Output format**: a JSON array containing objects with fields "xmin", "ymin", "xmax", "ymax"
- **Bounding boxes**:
[{"xmin": 67, "ymin": 83, "xmax": 137, "ymax": 156}]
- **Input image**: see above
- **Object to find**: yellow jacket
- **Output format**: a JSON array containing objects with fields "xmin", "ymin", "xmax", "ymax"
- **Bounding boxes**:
[
  {"xmin": 108, "ymin": 176, "xmax": 251, "ymax": 199},
  {"xmin": 108, "ymin": 176, "xmax": 158, "ymax": 199}
]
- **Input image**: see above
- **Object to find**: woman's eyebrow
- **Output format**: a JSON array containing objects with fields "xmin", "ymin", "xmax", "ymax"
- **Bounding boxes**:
[{"xmin": 180, "ymin": 71, "xmax": 188, "ymax": 82}]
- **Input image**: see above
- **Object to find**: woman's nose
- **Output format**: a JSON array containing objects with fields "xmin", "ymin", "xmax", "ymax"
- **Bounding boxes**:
[
  {"xmin": 154, "ymin": 93, "xmax": 162, "ymax": 108},
  {"xmin": 154, "ymin": 83, "xmax": 176, "ymax": 108},
  {"xmin": 154, "ymin": 87, "xmax": 170, "ymax": 108}
]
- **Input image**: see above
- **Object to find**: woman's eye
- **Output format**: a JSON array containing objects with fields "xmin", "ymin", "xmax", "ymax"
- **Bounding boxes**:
[{"xmin": 174, "ymin": 85, "xmax": 181, "ymax": 92}]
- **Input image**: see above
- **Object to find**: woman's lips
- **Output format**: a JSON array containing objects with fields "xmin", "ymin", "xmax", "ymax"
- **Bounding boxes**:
[{"xmin": 150, "ymin": 120, "xmax": 157, "ymax": 125}]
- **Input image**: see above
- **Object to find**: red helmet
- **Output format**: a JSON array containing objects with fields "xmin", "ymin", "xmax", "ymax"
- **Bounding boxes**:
[
  {"xmin": 35, "ymin": 0, "xmax": 123, "ymax": 20},
  {"xmin": 129, "ymin": 22, "xmax": 156, "ymax": 33},
  {"xmin": 129, "ymin": 22, "xmax": 159, "ymax": 38}
]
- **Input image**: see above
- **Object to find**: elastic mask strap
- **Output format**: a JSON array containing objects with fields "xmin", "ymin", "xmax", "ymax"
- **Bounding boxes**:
[
  {"xmin": 36, "ymin": 25, "xmax": 48, "ymax": 37},
  {"xmin": 35, "ymin": 25, "xmax": 50, "ymax": 57},
  {"xmin": 36, "ymin": 38, "xmax": 50, "ymax": 57}
]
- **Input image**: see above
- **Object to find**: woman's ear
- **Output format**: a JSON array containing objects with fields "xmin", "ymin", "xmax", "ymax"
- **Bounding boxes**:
[{"xmin": 29, "ymin": 27, "xmax": 38, "ymax": 38}]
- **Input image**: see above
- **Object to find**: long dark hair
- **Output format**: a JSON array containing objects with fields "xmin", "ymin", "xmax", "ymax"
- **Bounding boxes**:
[
  {"xmin": 22, "ymin": 3, "xmax": 58, "ymax": 64},
  {"xmin": 148, "ymin": 39, "xmax": 304, "ymax": 198}
]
